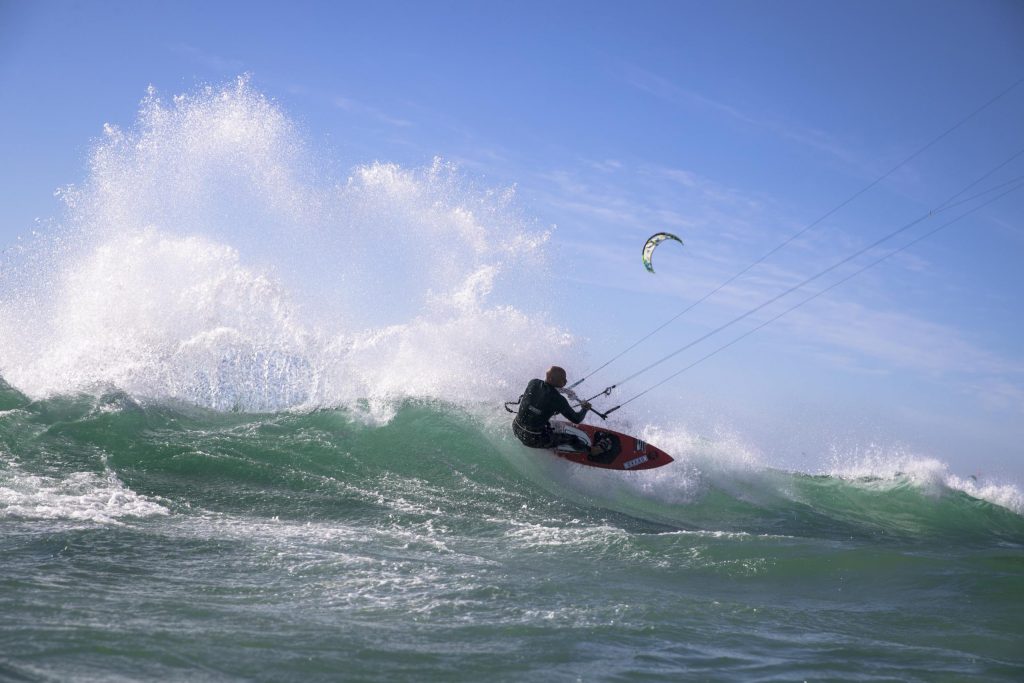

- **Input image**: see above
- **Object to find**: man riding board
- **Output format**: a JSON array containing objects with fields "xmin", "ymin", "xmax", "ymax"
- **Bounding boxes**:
[{"xmin": 511, "ymin": 366, "xmax": 611, "ymax": 456}]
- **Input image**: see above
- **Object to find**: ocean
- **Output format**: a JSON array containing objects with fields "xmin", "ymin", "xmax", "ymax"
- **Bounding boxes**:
[
  {"xmin": 1, "ymin": 79, "xmax": 1022, "ymax": 681},
  {"xmin": 2, "ymin": 386, "xmax": 1022, "ymax": 681}
]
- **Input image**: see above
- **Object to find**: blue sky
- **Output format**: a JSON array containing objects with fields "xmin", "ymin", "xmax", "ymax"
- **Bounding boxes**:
[{"xmin": 2, "ymin": 0, "xmax": 1023, "ymax": 480}]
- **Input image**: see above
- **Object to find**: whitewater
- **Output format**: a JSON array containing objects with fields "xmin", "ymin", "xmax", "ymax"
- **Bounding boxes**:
[{"xmin": 1, "ymin": 79, "xmax": 1022, "ymax": 682}]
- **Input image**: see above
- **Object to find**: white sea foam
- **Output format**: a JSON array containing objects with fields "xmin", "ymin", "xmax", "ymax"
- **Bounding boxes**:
[
  {"xmin": 947, "ymin": 475, "xmax": 1024, "ymax": 515},
  {"xmin": 825, "ymin": 443, "xmax": 1024, "ymax": 514},
  {"xmin": 0, "ymin": 78, "xmax": 576, "ymax": 415},
  {"xmin": 0, "ymin": 458, "xmax": 168, "ymax": 524}
]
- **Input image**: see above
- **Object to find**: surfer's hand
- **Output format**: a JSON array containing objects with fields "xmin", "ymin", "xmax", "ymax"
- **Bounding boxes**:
[{"xmin": 580, "ymin": 401, "xmax": 592, "ymax": 410}]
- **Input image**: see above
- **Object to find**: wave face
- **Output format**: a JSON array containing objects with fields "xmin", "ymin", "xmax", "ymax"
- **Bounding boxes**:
[
  {"xmin": 1, "ymin": 81, "xmax": 1023, "ymax": 681},
  {"xmin": 2, "ymin": 386, "xmax": 1022, "ymax": 541}
]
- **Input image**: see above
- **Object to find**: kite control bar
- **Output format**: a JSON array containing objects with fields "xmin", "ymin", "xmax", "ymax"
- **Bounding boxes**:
[{"xmin": 561, "ymin": 387, "xmax": 616, "ymax": 421}]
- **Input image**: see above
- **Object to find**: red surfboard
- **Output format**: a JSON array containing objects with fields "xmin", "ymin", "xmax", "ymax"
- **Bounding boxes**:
[{"xmin": 548, "ymin": 421, "xmax": 674, "ymax": 471}]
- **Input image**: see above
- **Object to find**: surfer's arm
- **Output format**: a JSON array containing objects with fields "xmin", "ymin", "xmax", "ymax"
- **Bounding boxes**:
[{"xmin": 556, "ymin": 395, "xmax": 589, "ymax": 424}]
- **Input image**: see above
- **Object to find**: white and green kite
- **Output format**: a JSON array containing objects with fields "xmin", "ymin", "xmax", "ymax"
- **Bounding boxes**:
[{"xmin": 641, "ymin": 232, "xmax": 683, "ymax": 273}]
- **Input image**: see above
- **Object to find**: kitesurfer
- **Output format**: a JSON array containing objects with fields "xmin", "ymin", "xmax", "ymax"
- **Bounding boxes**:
[{"xmin": 512, "ymin": 366, "xmax": 612, "ymax": 456}]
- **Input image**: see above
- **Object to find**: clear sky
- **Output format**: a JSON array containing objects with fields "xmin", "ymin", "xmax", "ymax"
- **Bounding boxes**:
[{"xmin": 1, "ymin": 0, "xmax": 1023, "ymax": 481}]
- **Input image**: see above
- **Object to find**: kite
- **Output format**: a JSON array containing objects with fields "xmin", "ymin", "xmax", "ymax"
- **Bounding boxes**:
[{"xmin": 641, "ymin": 232, "xmax": 683, "ymax": 273}]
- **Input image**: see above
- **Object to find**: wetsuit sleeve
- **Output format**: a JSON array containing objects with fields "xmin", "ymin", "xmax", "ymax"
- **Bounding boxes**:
[{"xmin": 555, "ymin": 393, "xmax": 588, "ymax": 424}]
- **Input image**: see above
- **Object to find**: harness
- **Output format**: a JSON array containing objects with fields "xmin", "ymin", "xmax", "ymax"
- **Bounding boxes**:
[
  {"xmin": 505, "ymin": 394, "xmax": 545, "ymax": 434},
  {"xmin": 504, "ymin": 388, "xmax": 610, "ymax": 422}
]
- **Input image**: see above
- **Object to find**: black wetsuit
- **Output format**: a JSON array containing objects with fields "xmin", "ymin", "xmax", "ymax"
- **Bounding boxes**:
[{"xmin": 512, "ymin": 378, "xmax": 589, "ymax": 450}]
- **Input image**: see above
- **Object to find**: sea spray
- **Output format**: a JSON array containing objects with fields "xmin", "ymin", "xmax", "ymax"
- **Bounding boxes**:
[{"xmin": 0, "ymin": 78, "xmax": 573, "ymax": 413}]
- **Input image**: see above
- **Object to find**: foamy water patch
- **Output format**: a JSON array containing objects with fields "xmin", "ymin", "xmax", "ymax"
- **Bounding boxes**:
[
  {"xmin": 503, "ymin": 519, "xmax": 631, "ymax": 549},
  {"xmin": 0, "ymin": 463, "xmax": 168, "ymax": 524},
  {"xmin": 826, "ymin": 442, "xmax": 946, "ymax": 485}
]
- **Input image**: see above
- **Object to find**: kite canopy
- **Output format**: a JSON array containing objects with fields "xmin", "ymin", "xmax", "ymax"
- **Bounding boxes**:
[{"xmin": 642, "ymin": 232, "xmax": 683, "ymax": 273}]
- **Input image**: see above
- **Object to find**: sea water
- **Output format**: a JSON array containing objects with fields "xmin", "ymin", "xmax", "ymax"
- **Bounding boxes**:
[{"xmin": 1, "ymin": 79, "xmax": 1022, "ymax": 682}]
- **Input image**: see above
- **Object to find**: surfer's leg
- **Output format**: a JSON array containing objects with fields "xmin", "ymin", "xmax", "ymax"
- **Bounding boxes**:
[
  {"xmin": 512, "ymin": 421, "xmax": 548, "ymax": 448},
  {"xmin": 549, "ymin": 430, "xmax": 589, "ymax": 452}
]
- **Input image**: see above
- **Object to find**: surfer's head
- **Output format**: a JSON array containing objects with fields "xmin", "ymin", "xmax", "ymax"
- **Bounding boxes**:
[{"xmin": 545, "ymin": 366, "xmax": 567, "ymax": 388}]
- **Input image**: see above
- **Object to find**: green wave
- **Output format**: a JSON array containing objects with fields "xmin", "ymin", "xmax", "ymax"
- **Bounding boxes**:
[{"xmin": 2, "ymin": 382, "xmax": 1022, "ymax": 546}]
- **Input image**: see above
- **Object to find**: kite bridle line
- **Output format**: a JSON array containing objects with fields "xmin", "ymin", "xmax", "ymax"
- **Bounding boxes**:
[
  {"xmin": 568, "ymin": 75, "xmax": 1024, "ymax": 395},
  {"xmin": 570, "ymin": 161, "xmax": 1024, "ymax": 419}
]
